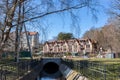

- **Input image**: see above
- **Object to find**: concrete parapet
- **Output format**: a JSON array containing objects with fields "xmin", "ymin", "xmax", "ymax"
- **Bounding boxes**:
[{"xmin": 60, "ymin": 64, "xmax": 88, "ymax": 80}]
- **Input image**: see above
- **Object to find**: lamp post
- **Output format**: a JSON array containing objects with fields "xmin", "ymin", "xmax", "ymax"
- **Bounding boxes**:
[
  {"xmin": 99, "ymin": 47, "xmax": 103, "ymax": 58},
  {"xmin": 83, "ymin": 49, "xmax": 86, "ymax": 58},
  {"xmin": 100, "ymin": 47, "xmax": 103, "ymax": 54}
]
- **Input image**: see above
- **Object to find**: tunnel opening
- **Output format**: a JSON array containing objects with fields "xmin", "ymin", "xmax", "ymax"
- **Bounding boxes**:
[{"xmin": 43, "ymin": 62, "xmax": 59, "ymax": 74}]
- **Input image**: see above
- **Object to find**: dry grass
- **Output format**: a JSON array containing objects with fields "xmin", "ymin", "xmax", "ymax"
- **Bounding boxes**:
[{"xmin": 66, "ymin": 57, "xmax": 120, "ymax": 64}]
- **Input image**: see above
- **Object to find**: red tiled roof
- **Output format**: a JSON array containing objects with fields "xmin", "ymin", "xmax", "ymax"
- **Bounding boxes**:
[{"xmin": 29, "ymin": 32, "xmax": 38, "ymax": 35}]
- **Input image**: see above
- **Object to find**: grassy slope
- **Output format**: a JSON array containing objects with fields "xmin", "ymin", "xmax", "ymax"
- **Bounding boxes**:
[{"xmin": 67, "ymin": 58, "xmax": 120, "ymax": 64}]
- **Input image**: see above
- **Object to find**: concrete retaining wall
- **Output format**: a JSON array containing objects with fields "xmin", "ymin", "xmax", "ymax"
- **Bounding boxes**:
[{"xmin": 60, "ymin": 64, "xmax": 88, "ymax": 80}]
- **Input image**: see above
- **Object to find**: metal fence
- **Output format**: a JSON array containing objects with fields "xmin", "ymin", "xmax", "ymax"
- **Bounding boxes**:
[
  {"xmin": 0, "ymin": 60, "xmax": 39, "ymax": 80},
  {"xmin": 62, "ymin": 59, "xmax": 120, "ymax": 80}
]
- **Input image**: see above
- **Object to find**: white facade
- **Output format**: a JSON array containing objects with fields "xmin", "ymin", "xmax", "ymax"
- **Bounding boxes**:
[
  {"xmin": 8, "ymin": 31, "xmax": 39, "ymax": 53},
  {"xmin": 21, "ymin": 32, "xmax": 39, "ymax": 53}
]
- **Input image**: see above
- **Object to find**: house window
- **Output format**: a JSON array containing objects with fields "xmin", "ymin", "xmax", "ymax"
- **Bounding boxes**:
[
  {"xmin": 50, "ymin": 49, "xmax": 52, "ymax": 51},
  {"xmin": 86, "ymin": 45, "xmax": 90, "ymax": 48},
  {"xmin": 63, "ymin": 46, "xmax": 66, "ymax": 51}
]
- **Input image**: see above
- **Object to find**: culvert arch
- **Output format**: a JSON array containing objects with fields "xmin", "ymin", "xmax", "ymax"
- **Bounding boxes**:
[{"xmin": 43, "ymin": 62, "xmax": 59, "ymax": 74}]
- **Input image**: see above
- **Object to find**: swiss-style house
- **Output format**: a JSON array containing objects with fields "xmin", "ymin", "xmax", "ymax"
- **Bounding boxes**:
[{"xmin": 43, "ymin": 39, "xmax": 97, "ymax": 55}]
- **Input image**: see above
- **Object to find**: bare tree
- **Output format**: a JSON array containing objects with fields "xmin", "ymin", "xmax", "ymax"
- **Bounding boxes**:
[
  {"xmin": 109, "ymin": 0, "xmax": 120, "ymax": 19},
  {"xmin": 0, "ymin": 0, "xmax": 100, "ymax": 59},
  {"xmin": 83, "ymin": 21, "xmax": 120, "ymax": 53}
]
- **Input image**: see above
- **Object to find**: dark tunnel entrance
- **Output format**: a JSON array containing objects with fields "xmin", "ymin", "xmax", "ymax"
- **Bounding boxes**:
[{"xmin": 43, "ymin": 62, "xmax": 59, "ymax": 74}]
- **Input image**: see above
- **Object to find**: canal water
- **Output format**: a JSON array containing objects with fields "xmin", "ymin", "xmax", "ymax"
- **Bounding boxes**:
[
  {"xmin": 38, "ymin": 72, "xmax": 65, "ymax": 80},
  {"xmin": 37, "ymin": 75, "xmax": 65, "ymax": 80},
  {"xmin": 38, "ymin": 77, "xmax": 61, "ymax": 80},
  {"xmin": 37, "ymin": 70, "xmax": 65, "ymax": 80}
]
